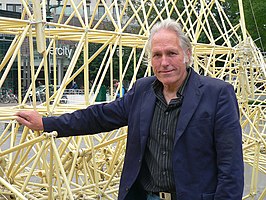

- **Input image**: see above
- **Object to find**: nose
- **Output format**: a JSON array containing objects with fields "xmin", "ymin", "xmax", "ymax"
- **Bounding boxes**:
[{"xmin": 161, "ymin": 55, "xmax": 169, "ymax": 67}]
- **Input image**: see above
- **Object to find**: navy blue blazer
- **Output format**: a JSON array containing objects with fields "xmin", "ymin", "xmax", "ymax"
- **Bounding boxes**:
[{"xmin": 43, "ymin": 68, "xmax": 244, "ymax": 200}]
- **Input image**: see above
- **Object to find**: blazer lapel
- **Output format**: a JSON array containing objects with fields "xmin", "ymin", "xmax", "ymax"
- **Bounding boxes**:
[
  {"xmin": 139, "ymin": 87, "xmax": 156, "ymax": 156},
  {"xmin": 174, "ymin": 70, "xmax": 203, "ymax": 144}
]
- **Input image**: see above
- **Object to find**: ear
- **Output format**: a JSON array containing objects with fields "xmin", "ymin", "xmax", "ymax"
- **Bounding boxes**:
[
  {"xmin": 184, "ymin": 49, "xmax": 191, "ymax": 64},
  {"xmin": 186, "ymin": 49, "xmax": 191, "ymax": 59}
]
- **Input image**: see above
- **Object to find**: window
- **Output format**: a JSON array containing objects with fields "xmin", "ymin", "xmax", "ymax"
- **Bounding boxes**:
[
  {"xmin": 113, "ymin": 5, "xmax": 121, "ymax": 21},
  {"xmin": 6, "ymin": 4, "xmax": 22, "ymax": 12},
  {"xmin": 86, "ymin": 5, "xmax": 90, "ymax": 17},
  {"xmin": 98, "ymin": 5, "xmax": 105, "ymax": 19},
  {"xmin": 55, "ymin": 6, "xmax": 62, "ymax": 15},
  {"xmin": 56, "ymin": 5, "xmax": 74, "ymax": 16},
  {"xmin": 65, "ymin": 5, "xmax": 73, "ymax": 16}
]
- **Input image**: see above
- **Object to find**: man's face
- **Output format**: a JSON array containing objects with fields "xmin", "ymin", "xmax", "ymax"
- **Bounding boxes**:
[{"xmin": 151, "ymin": 29, "xmax": 190, "ymax": 89}]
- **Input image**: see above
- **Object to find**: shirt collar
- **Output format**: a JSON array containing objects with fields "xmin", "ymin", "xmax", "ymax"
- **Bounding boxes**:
[{"xmin": 152, "ymin": 67, "xmax": 191, "ymax": 96}]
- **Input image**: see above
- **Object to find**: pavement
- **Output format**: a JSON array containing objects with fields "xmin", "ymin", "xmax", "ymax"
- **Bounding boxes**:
[{"xmin": 0, "ymin": 102, "xmax": 19, "ymax": 107}]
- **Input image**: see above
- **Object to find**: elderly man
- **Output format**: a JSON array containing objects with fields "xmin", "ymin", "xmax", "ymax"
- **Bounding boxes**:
[{"xmin": 16, "ymin": 19, "xmax": 244, "ymax": 200}]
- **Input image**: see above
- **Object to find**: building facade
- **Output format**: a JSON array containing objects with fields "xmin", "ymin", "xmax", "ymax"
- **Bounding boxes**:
[{"xmin": 0, "ymin": 0, "xmax": 121, "ymax": 93}]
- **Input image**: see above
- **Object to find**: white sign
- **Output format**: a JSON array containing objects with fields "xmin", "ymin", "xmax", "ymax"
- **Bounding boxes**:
[{"xmin": 50, "ymin": 46, "xmax": 73, "ymax": 59}]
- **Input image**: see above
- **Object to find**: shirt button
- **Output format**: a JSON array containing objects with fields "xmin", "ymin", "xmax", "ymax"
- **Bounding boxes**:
[
  {"xmin": 162, "ymin": 151, "xmax": 166, "ymax": 155},
  {"xmin": 165, "ymin": 112, "xmax": 169, "ymax": 115},
  {"xmin": 162, "ymin": 132, "xmax": 167, "ymax": 136},
  {"xmin": 162, "ymin": 171, "xmax": 166, "ymax": 175}
]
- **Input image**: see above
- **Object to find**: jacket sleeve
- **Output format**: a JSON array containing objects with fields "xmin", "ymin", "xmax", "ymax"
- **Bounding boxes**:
[
  {"xmin": 214, "ymin": 83, "xmax": 244, "ymax": 199},
  {"xmin": 42, "ymin": 84, "xmax": 136, "ymax": 137}
]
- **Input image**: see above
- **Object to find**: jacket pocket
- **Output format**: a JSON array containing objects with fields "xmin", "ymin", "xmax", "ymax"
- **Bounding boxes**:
[
  {"xmin": 188, "ymin": 117, "xmax": 212, "ymax": 127},
  {"xmin": 202, "ymin": 193, "xmax": 215, "ymax": 200}
]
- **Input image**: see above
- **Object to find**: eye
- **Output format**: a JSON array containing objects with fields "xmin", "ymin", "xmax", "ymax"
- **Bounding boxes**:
[
  {"xmin": 152, "ymin": 53, "xmax": 161, "ymax": 58},
  {"xmin": 169, "ymin": 51, "xmax": 178, "ymax": 56}
]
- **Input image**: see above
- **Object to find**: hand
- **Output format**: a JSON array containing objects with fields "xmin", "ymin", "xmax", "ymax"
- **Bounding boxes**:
[{"xmin": 15, "ymin": 110, "xmax": 44, "ymax": 131}]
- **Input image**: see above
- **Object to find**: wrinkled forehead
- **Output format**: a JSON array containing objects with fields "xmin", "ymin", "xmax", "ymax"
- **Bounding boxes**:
[{"xmin": 151, "ymin": 29, "xmax": 181, "ymax": 47}]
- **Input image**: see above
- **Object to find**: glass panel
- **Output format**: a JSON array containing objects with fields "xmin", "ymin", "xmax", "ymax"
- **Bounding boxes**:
[
  {"xmin": 86, "ymin": 5, "xmax": 90, "ymax": 17},
  {"xmin": 65, "ymin": 5, "xmax": 73, "ymax": 16},
  {"xmin": 15, "ymin": 5, "xmax": 22, "ymax": 12},
  {"xmin": 6, "ymin": 4, "xmax": 14, "ymax": 11},
  {"xmin": 98, "ymin": 5, "xmax": 105, "ymax": 19}
]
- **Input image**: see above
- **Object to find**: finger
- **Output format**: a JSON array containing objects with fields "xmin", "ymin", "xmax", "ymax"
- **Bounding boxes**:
[
  {"xmin": 15, "ymin": 116, "xmax": 31, "ymax": 127},
  {"xmin": 15, "ymin": 112, "xmax": 28, "ymax": 121},
  {"xmin": 14, "ymin": 111, "xmax": 21, "ymax": 117},
  {"xmin": 15, "ymin": 111, "xmax": 27, "ymax": 118}
]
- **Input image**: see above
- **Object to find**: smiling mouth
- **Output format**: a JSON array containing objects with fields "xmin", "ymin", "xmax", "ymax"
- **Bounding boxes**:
[{"xmin": 160, "ymin": 69, "xmax": 174, "ymax": 74}]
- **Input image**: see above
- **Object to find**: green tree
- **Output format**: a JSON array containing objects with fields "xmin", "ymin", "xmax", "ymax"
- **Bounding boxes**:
[{"xmin": 242, "ymin": 0, "xmax": 266, "ymax": 52}]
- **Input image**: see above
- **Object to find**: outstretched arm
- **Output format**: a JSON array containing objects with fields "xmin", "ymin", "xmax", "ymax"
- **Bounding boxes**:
[{"xmin": 15, "ymin": 110, "xmax": 44, "ymax": 131}]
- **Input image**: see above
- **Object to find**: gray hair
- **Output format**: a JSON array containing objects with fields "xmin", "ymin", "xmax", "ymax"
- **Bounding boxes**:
[{"xmin": 146, "ymin": 18, "xmax": 193, "ymax": 66}]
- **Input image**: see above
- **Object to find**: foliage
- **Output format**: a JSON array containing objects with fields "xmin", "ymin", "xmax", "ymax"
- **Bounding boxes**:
[
  {"xmin": 242, "ymin": 0, "xmax": 266, "ymax": 52},
  {"xmin": 75, "ymin": 0, "xmax": 265, "ymax": 88},
  {"xmin": 224, "ymin": 0, "xmax": 265, "ymax": 51}
]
